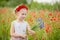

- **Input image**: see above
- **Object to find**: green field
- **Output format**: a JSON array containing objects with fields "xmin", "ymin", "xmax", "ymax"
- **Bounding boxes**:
[{"xmin": 0, "ymin": 2, "xmax": 60, "ymax": 40}]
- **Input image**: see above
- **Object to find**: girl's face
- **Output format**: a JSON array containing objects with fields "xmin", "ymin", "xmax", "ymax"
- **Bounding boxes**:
[{"xmin": 16, "ymin": 8, "xmax": 27, "ymax": 20}]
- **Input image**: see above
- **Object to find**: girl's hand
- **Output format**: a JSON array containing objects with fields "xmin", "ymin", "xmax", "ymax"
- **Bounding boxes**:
[
  {"xmin": 22, "ymin": 34, "xmax": 27, "ymax": 39},
  {"xmin": 29, "ymin": 30, "xmax": 35, "ymax": 35},
  {"xmin": 24, "ymin": 34, "xmax": 27, "ymax": 38},
  {"xmin": 26, "ymin": 23, "xmax": 35, "ymax": 35}
]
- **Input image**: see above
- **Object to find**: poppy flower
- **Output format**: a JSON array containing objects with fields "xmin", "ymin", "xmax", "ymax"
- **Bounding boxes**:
[
  {"xmin": 38, "ymin": 10, "xmax": 45, "ymax": 19},
  {"xmin": 45, "ymin": 27, "xmax": 49, "ymax": 33},
  {"xmin": 0, "ymin": 7, "xmax": 7, "ymax": 14},
  {"xmin": 50, "ymin": 18, "xmax": 53, "ymax": 21},
  {"xmin": 27, "ymin": 18, "xmax": 33, "ymax": 22},
  {"xmin": 50, "ymin": 16, "xmax": 58, "ymax": 21},
  {"xmin": 53, "ymin": 16, "xmax": 58, "ymax": 21},
  {"xmin": 30, "ymin": 11, "xmax": 36, "ymax": 18},
  {"xmin": 57, "ymin": 13, "xmax": 60, "ymax": 17},
  {"xmin": 39, "ymin": 10, "xmax": 45, "ymax": 14},
  {"xmin": 48, "ymin": 12, "xmax": 52, "ymax": 16},
  {"xmin": 42, "ymin": 36, "xmax": 45, "ymax": 40},
  {"xmin": 1, "ymin": 19, "xmax": 4, "ymax": 23},
  {"xmin": 44, "ymin": 23, "xmax": 51, "ymax": 33},
  {"xmin": 55, "ymin": 9, "xmax": 59, "ymax": 14}
]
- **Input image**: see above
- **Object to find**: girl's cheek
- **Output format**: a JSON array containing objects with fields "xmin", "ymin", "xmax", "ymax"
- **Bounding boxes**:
[
  {"xmin": 22, "ymin": 15, "xmax": 26, "ymax": 18},
  {"xmin": 23, "ymin": 15, "xmax": 26, "ymax": 18},
  {"xmin": 18, "ymin": 15, "xmax": 21, "ymax": 18}
]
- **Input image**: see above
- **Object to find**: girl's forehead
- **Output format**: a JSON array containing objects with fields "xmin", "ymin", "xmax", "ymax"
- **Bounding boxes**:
[
  {"xmin": 17, "ymin": 8, "xmax": 27, "ymax": 14},
  {"xmin": 20, "ymin": 8, "xmax": 27, "ymax": 12}
]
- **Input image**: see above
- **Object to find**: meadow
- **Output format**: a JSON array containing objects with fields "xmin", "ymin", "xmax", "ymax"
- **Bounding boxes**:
[{"xmin": 0, "ymin": 2, "xmax": 60, "ymax": 40}]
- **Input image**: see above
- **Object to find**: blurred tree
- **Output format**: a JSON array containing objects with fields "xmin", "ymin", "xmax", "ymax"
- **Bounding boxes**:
[
  {"xmin": 0, "ymin": 0, "xmax": 27, "ymax": 7},
  {"xmin": 26, "ymin": 0, "xmax": 32, "ymax": 4}
]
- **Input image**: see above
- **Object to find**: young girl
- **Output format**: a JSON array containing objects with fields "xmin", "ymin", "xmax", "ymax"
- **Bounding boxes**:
[{"xmin": 10, "ymin": 4, "xmax": 35, "ymax": 40}]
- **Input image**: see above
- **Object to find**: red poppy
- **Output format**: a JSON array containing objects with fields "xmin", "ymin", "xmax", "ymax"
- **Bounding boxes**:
[
  {"xmin": 55, "ymin": 9, "xmax": 59, "ymax": 14},
  {"xmin": 30, "ymin": 11, "xmax": 36, "ymax": 18},
  {"xmin": 39, "ymin": 10, "xmax": 45, "ymax": 14},
  {"xmin": 57, "ymin": 13, "xmax": 60, "ymax": 16},
  {"xmin": 50, "ymin": 18, "xmax": 53, "ymax": 21},
  {"xmin": 53, "ymin": 16, "xmax": 58, "ymax": 21},
  {"xmin": 48, "ymin": 12, "xmax": 52, "ymax": 16},
  {"xmin": 50, "ymin": 16, "xmax": 58, "ymax": 21},
  {"xmin": 45, "ymin": 27, "xmax": 49, "ymax": 33},
  {"xmin": 42, "ymin": 36, "xmax": 44, "ymax": 40},
  {"xmin": 44, "ymin": 23, "xmax": 51, "ymax": 33},
  {"xmin": 0, "ymin": 7, "xmax": 7, "ymax": 14},
  {"xmin": 27, "ymin": 18, "xmax": 33, "ymax": 22},
  {"xmin": 1, "ymin": 19, "xmax": 4, "ymax": 23},
  {"xmin": 15, "ymin": 4, "xmax": 28, "ymax": 12}
]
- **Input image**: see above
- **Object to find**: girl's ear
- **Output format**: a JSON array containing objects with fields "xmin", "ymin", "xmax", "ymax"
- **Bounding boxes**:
[{"xmin": 15, "ymin": 13, "xmax": 19, "ymax": 16}]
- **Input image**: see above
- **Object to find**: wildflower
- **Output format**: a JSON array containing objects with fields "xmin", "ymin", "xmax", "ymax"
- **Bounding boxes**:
[
  {"xmin": 50, "ymin": 16, "xmax": 58, "ymax": 21},
  {"xmin": 44, "ymin": 23, "xmax": 51, "ymax": 33},
  {"xmin": 30, "ymin": 11, "xmax": 36, "ymax": 18},
  {"xmin": 1, "ymin": 19, "xmax": 4, "ymax": 23},
  {"xmin": 36, "ymin": 18, "xmax": 44, "ymax": 28},
  {"xmin": 48, "ymin": 12, "xmax": 52, "ymax": 16},
  {"xmin": 0, "ymin": 7, "xmax": 7, "ymax": 14},
  {"xmin": 27, "ymin": 18, "xmax": 33, "ymax": 22}
]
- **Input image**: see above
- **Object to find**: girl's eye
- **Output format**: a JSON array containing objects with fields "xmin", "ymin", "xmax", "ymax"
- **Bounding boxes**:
[
  {"xmin": 25, "ymin": 14, "xmax": 26, "ymax": 15},
  {"xmin": 22, "ymin": 13, "xmax": 26, "ymax": 15}
]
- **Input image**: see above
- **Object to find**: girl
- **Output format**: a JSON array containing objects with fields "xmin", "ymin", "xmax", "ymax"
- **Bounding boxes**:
[{"xmin": 10, "ymin": 4, "xmax": 35, "ymax": 40}]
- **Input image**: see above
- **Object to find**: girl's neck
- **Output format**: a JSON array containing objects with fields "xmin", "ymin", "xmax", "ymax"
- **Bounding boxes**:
[{"xmin": 16, "ymin": 18, "xmax": 24, "ymax": 22}]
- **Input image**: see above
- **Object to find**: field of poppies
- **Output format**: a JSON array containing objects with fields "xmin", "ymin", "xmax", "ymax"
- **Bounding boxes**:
[{"xmin": 0, "ymin": 2, "xmax": 60, "ymax": 40}]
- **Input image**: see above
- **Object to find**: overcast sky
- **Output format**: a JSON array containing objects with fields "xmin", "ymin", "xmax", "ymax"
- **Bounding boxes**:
[{"xmin": 33, "ymin": 0, "xmax": 60, "ymax": 4}]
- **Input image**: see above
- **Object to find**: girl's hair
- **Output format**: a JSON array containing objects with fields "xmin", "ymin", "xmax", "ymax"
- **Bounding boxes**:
[{"xmin": 14, "ymin": 4, "xmax": 28, "ymax": 13}]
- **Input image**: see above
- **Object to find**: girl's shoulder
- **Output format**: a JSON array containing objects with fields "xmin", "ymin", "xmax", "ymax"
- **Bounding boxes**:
[
  {"xmin": 24, "ymin": 21, "xmax": 29, "ymax": 25},
  {"xmin": 11, "ymin": 20, "xmax": 16, "ymax": 24}
]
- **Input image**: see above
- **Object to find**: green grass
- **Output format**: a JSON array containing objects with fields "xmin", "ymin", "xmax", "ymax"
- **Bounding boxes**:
[{"xmin": 0, "ymin": 3, "xmax": 60, "ymax": 40}]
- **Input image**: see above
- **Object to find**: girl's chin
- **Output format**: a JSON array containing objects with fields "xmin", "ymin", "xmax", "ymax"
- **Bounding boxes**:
[
  {"xmin": 19, "ymin": 18, "xmax": 24, "ymax": 20},
  {"xmin": 22, "ymin": 18, "xmax": 25, "ymax": 20},
  {"xmin": 22, "ymin": 17, "xmax": 25, "ymax": 19}
]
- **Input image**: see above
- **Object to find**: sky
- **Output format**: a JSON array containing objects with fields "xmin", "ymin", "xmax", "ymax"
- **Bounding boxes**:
[{"xmin": 33, "ymin": 0, "xmax": 60, "ymax": 4}]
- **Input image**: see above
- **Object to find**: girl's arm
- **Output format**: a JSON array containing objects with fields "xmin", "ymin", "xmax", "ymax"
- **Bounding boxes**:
[
  {"xmin": 10, "ymin": 22, "xmax": 26, "ymax": 38},
  {"xmin": 27, "ymin": 23, "xmax": 35, "ymax": 35}
]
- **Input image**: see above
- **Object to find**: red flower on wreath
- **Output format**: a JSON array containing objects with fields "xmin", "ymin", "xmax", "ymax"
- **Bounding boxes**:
[{"xmin": 15, "ymin": 4, "xmax": 28, "ymax": 12}]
